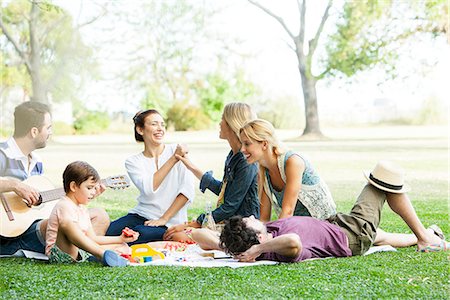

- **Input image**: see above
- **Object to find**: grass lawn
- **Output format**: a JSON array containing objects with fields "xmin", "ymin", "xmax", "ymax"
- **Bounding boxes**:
[{"xmin": 1, "ymin": 126, "xmax": 449, "ymax": 299}]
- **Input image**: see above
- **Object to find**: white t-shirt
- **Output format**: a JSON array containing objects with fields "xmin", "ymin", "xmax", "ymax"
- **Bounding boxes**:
[
  {"xmin": 45, "ymin": 196, "xmax": 92, "ymax": 256},
  {"xmin": 125, "ymin": 144, "xmax": 195, "ymax": 227}
]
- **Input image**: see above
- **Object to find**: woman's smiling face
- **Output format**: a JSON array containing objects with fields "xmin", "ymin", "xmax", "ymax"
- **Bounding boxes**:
[
  {"xmin": 239, "ymin": 131, "xmax": 264, "ymax": 164},
  {"xmin": 139, "ymin": 113, "xmax": 166, "ymax": 145}
]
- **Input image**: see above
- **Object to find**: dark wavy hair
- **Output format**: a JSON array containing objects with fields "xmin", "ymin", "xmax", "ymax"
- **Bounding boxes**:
[
  {"xmin": 63, "ymin": 161, "xmax": 100, "ymax": 193},
  {"xmin": 219, "ymin": 216, "xmax": 260, "ymax": 255},
  {"xmin": 14, "ymin": 101, "xmax": 51, "ymax": 138},
  {"xmin": 132, "ymin": 109, "xmax": 161, "ymax": 142}
]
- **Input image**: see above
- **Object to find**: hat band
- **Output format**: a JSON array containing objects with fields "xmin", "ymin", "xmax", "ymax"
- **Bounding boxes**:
[{"xmin": 369, "ymin": 173, "xmax": 403, "ymax": 191}]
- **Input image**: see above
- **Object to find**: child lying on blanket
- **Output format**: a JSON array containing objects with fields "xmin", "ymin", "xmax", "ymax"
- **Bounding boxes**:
[
  {"xmin": 45, "ymin": 161, "xmax": 139, "ymax": 267},
  {"xmin": 194, "ymin": 161, "xmax": 449, "ymax": 262}
]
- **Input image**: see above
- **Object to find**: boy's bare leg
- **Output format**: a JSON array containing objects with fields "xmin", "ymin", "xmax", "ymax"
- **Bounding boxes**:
[
  {"xmin": 88, "ymin": 207, "xmax": 110, "ymax": 236},
  {"xmin": 56, "ymin": 220, "xmax": 105, "ymax": 260},
  {"xmin": 101, "ymin": 243, "xmax": 131, "ymax": 255},
  {"xmin": 385, "ymin": 193, "xmax": 443, "ymax": 250},
  {"xmin": 191, "ymin": 228, "xmax": 221, "ymax": 251}
]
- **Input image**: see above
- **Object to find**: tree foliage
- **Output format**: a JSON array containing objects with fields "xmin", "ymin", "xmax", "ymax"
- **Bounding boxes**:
[
  {"xmin": 196, "ymin": 70, "xmax": 259, "ymax": 123},
  {"xmin": 325, "ymin": 0, "xmax": 448, "ymax": 78},
  {"xmin": 0, "ymin": 0, "xmax": 96, "ymax": 103},
  {"xmin": 116, "ymin": 1, "xmax": 258, "ymax": 130},
  {"xmin": 122, "ymin": 1, "xmax": 209, "ymax": 112},
  {"xmin": 248, "ymin": 0, "xmax": 448, "ymax": 137}
]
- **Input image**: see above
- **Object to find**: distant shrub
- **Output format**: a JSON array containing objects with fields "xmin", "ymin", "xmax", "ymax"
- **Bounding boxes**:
[
  {"xmin": 166, "ymin": 102, "xmax": 210, "ymax": 131},
  {"xmin": 73, "ymin": 110, "xmax": 110, "ymax": 134}
]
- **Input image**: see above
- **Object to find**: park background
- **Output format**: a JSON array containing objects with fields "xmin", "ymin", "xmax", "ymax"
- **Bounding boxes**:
[{"xmin": 1, "ymin": 0, "xmax": 449, "ymax": 299}]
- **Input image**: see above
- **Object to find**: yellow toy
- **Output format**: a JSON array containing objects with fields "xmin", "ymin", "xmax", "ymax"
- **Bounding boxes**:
[{"xmin": 130, "ymin": 243, "xmax": 165, "ymax": 263}]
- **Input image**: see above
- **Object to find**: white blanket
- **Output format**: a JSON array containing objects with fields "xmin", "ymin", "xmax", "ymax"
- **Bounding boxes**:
[{"xmin": 0, "ymin": 245, "xmax": 397, "ymax": 267}]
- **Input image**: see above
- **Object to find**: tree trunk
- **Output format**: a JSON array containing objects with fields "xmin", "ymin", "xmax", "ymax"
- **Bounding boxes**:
[
  {"xmin": 299, "ymin": 72, "xmax": 322, "ymax": 137},
  {"xmin": 29, "ymin": 1, "xmax": 47, "ymax": 103}
]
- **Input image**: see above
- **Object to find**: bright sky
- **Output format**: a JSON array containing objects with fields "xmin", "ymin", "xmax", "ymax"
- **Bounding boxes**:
[{"xmin": 55, "ymin": 0, "xmax": 449, "ymax": 123}]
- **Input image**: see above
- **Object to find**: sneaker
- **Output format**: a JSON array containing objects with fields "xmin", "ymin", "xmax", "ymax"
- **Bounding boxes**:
[{"xmin": 102, "ymin": 250, "xmax": 128, "ymax": 267}]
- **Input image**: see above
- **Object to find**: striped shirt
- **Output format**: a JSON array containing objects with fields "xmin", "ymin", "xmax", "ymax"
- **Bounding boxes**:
[{"xmin": 0, "ymin": 138, "xmax": 43, "ymax": 180}]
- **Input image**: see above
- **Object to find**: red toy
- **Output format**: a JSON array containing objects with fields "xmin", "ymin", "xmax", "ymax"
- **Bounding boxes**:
[{"xmin": 122, "ymin": 227, "xmax": 135, "ymax": 237}]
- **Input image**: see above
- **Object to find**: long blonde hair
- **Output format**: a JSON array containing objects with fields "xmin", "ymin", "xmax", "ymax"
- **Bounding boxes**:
[
  {"xmin": 240, "ymin": 119, "xmax": 286, "ymax": 205},
  {"xmin": 222, "ymin": 103, "xmax": 257, "ymax": 138}
]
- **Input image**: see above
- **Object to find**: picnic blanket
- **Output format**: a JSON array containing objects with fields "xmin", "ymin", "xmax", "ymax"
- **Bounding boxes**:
[
  {"xmin": 1, "ymin": 244, "xmax": 396, "ymax": 268},
  {"xmin": 128, "ymin": 243, "xmax": 278, "ymax": 268}
]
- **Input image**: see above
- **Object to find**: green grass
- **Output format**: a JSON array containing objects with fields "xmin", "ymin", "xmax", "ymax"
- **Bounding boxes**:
[{"xmin": 1, "ymin": 127, "xmax": 449, "ymax": 299}]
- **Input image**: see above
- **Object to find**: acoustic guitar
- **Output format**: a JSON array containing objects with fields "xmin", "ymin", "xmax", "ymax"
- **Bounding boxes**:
[{"xmin": 0, "ymin": 175, "xmax": 130, "ymax": 237}]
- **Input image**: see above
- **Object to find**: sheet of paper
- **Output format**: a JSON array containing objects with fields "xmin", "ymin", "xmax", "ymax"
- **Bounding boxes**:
[{"xmin": 0, "ymin": 249, "xmax": 49, "ymax": 260}]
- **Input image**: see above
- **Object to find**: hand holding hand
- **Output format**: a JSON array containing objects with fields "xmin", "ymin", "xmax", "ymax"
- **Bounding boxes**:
[
  {"xmin": 174, "ymin": 154, "xmax": 195, "ymax": 172},
  {"xmin": 175, "ymin": 144, "xmax": 189, "ymax": 157}
]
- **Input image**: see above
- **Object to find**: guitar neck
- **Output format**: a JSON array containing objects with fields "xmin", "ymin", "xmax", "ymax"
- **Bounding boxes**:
[
  {"xmin": 39, "ymin": 178, "xmax": 111, "ymax": 203},
  {"xmin": 39, "ymin": 187, "xmax": 65, "ymax": 203}
]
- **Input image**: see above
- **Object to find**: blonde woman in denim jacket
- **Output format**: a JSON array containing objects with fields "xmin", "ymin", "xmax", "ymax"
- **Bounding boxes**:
[{"xmin": 164, "ymin": 103, "xmax": 259, "ymax": 243}]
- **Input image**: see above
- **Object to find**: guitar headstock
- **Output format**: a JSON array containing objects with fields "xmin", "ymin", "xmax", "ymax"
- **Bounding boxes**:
[{"xmin": 103, "ymin": 175, "xmax": 131, "ymax": 190}]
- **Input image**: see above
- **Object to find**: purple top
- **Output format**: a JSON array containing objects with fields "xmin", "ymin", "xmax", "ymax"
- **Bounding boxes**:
[{"xmin": 259, "ymin": 216, "xmax": 352, "ymax": 262}]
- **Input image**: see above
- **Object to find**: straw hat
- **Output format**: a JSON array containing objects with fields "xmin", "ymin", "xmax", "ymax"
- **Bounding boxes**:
[{"xmin": 363, "ymin": 161, "xmax": 410, "ymax": 193}]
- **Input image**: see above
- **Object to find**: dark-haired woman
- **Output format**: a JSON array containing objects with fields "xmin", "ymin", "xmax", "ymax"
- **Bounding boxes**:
[{"xmin": 106, "ymin": 109, "xmax": 195, "ymax": 243}]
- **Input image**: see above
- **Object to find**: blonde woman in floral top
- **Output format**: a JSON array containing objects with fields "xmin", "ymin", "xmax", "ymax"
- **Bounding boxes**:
[{"xmin": 239, "ymin": 119, "xmax": 336, "ymax": 222}]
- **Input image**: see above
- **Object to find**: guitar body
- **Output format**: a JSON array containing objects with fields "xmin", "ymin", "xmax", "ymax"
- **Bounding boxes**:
[
  {"xmin": 1, "ymin": 176, "xmax": 58, "ymax": 238},
  {"xmin": 1, "ymin": 174, "xmax": 129, "ymax": 238}
]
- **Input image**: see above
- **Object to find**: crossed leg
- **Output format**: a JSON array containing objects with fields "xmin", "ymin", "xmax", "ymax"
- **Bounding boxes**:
[{"xmin": 378, "ymin": 192, "xmax": 444, "ymax": 250}]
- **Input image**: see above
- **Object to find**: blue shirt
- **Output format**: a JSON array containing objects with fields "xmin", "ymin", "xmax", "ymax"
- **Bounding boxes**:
[{"xmin": 196, "ymin": 150, "xmax": 259, "ymax": 224}]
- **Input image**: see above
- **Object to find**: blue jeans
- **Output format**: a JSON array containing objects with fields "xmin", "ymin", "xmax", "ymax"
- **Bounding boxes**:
[
  {"xmin": 0, "ymin": 220, "xmax": 46, "ymax": 255},
  {"xmin": 106, "ymin": 213, "xmax": 167, "ymax": 245}
]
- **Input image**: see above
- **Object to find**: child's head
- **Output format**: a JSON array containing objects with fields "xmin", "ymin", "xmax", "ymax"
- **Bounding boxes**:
[{"xmin": 63, "ymin": 161, "xmax": 100, "ymax": 193}]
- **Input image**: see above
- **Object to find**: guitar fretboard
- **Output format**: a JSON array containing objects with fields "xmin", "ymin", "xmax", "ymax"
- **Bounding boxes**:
[
  {"xmin": 38, "ymin": 178, "xmax": 111, "ymax": 203},
  {"xmin": 40, "ymin": 188, "xmax": 65, "ymax": 203}
]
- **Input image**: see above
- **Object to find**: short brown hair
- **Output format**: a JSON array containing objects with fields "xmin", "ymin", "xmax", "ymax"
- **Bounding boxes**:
[
  {"xmin": 63, "ymin": 161, "xmax": 100, "ymax": 193},
  {"xmin": 13, "ymin": 101, "xmax": 51, "ymax": 138}
]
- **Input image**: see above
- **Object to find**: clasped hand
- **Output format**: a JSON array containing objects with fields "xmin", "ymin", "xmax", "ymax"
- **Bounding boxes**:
[{"xmin": 175, "ymin": 144, "xmax": 188, "ymax": 157}]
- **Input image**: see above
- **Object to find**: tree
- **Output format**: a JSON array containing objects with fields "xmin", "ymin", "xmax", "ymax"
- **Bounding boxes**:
[
  {"xmin": 119, "ymin": 1, "xmax": 213, "ymax": 113},
  {"xmin": 0, "ymin": 0, "xmax": 99, "ymax": 103},
  {"xmin": 196, "ymin": 69, "xmax": 260, "ymax": 123},
  {"xmin": 117, "ymin": 1, "xmax": 257, "ymax": 127},
  {"xmin": 248, "ymin": 0, "xmax": 447, "ymax": 138}
]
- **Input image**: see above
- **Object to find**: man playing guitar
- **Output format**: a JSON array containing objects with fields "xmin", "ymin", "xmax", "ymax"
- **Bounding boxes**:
[{"xmin": 0, "ymin": 100, "xmax": 110, "ymax": 255}]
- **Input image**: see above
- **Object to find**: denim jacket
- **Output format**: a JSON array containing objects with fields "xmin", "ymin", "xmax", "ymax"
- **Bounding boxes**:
[{"xmin": 196, "ymin": 150, "xmax": 259, "ymax": 224}]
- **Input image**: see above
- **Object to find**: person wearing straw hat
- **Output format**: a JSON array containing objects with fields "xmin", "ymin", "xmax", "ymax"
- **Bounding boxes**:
[
  {"xmin": 206, "ymin": 160, "xmax": 448, "ymax": 263},
  {"xmin": 365, "ymin": 161, "xmax": 444, "ymax": 248},
  {"xmin": 236, "ymin": 119, "xmax": 439, "ymax": 249}
]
